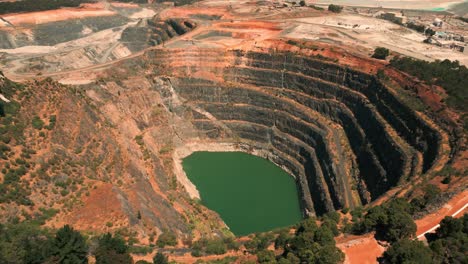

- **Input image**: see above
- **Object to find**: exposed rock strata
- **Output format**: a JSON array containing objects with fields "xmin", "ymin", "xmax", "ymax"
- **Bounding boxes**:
[
  {"xmin": 149, "ymin": 47, "xmax": 446, "ymax": 216},
  {"xmin": 121, "ymin": 18, "xmax": 195, "ymax": 51}
]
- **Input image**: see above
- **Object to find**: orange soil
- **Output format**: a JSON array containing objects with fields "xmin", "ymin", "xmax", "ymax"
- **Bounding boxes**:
[
  {"xmin": 452, "ymin": 149, "xmax": 468, "ymax": 172},
  {"xmin": 0, "ymin": 3, "xmax": 115, "ymax": 26},
  {"xmin": 245, "ymin": 39, "xmax": 385, "ymax": 75},
  {"xmin": 216, "ymin": 20, "xmax": 281, "ymax": 31},
  {"xmin": 416, "ymin": 190, "xmax": 468, "ymax": 238},
  {"xmin": 48, "ymin": 182, "xmax": 128, "ymax": 232},
  {"xmin": 159, "ymin": 6, "xmax": 233, "ymax": 20},
  {"xmin": 337, "ymin": 234, "xmax": 385, "ymax": 264}
]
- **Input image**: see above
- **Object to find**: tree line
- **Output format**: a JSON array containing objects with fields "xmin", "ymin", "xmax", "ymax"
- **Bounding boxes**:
[
  {"xmin": 389, "ymin": 57, "xmax": 468, "ymax": 113},
  {"xmin": 347, "ymin": 192, "xmax": 467, "ymax": 264},
  {"xmin": 0, "ymin": 221, "xmax": 172, "ymax": 264}
]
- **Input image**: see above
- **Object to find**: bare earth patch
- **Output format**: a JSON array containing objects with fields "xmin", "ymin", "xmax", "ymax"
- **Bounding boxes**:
[{"xmin": 0, "ymin": 3, "xmax": 115, "ymax": 27}]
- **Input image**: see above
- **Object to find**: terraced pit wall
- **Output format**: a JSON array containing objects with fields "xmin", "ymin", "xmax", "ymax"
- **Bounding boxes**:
[
  {"xmin": 121, "ymin": 18, "xmax": 195, "ymax": 52},
  {"xmin": 149, "ymin": 48, "xmax": 445, "ymax": 216}
]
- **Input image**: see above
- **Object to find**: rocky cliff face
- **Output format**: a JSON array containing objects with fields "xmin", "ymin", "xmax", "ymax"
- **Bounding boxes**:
[{"xmin": 146, "ymin": 46, "xmax": 448, "ymax": 216}]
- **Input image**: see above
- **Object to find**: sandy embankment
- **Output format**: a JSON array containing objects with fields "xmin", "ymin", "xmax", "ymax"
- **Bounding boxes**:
[{"xmin": 173, "ymin": 142, "xmax": 245, "ymax": 199}]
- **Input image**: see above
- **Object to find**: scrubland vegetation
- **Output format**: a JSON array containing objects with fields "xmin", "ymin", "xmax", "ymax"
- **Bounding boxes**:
[{"xmin": 390, "ymin": 57, "xmax": 468, "ymax": 113}]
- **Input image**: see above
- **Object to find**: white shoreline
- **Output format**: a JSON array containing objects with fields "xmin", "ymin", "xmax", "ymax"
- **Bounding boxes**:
[{"xmin": 172, "ymin": 140, "xmax": 297, "ymax": 199}]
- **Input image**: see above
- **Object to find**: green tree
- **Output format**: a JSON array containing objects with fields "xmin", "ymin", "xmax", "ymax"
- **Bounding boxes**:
[
  {"xmin": 381, "ymin": 211, "xmax": 416, "ymax": 242},
  {"xmin": 372, "ymin": 47, "xmax": 390, "ymax": 60},
  {"xmin": 31, "ymin": 116, "xmax": 44, "ymax": 130},
  {"xmin": 275, "ymin": 230, "xmax": 292, "ymax": 249},
  {"xmin": 352, "ymin": 199, "xmax": 416, "ymax": 242},
  {"xmin": 95, "ymin": 233, "xmax": 131, "ymax": 264},
  {"xmin": 0, "ymin": 221, "xmax": 53, "ymax": 264},
  {"xmin": 299, "ymin": 0, "xmax": 306, "ymax": 6},
  {"xmin": 283, "ymin": 218, "xmax": 343, "ymax": 264},
  {"xmin": 361, "ymin": 206, "xmax": 388, "ymax": 233},
  {"xmin": 380, "ymin": 239, "xmax": 434, "ymax": 264},
  {"xmin": 257, "ymin": 250, "xmax": 276, "ymax": 263},
  {"xmin": 49, "ymin": 225, "xmax": 88, "ymax": 263},
  {"xmin": 428, "ymin": 215, "xmax": 468, "ymax": 264},
  {"xmin": 280, "ymin": 253, "xmax": 300, "ymax": 264},
  {"xmin": 389, "ymin": 57, "xmax": 468, "ymax": 112},
  {"xmin": 153, "ymin": 252, "xmax": 169, "ymax": 264},
  {"xmin": 316, "ymin": 245, "xmax": 345, "ymax": 264}
]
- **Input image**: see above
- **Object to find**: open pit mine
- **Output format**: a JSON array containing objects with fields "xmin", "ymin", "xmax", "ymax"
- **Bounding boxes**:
[{"xmin": 0, "ymin": 0, "xmax": 466, "ymax": 263}]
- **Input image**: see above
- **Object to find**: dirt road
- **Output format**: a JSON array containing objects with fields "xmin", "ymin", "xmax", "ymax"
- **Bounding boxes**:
[
  {"xmin": 416, "ymin": 190, "xmax": 468, "ymax": 239},
  {"xmin": 338, "ymin": 190, "xmax": 468, "ymax": 264}
]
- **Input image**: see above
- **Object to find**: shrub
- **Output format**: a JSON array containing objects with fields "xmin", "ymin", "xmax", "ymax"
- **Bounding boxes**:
[
  {"xmin": 134, "ymin": 135, "xmax": 143, "ymax": 145},
  {"xmin": 129, "ymin": 245, "xmax": 153, "ymax": 255},
  {"xmin": 310, "ymin": 5, "xmax": 324, "ymax": 10},
  {"xmin": 157, "ymin": 231, "xmax": 177, "ymax": 248},
  {"xmin": 441, "ymin": 176, "xmax": 451, "ymax": 184},
  {"xmin": 257, "ymin": 250, "xmax": 275, "ymax": 263},
  {"xmin": 372, "ymin": 47, "xmax": 390, "ymax": 60},
  {"xmin": 280, "ymin": 218, "xmax": 344, "ymax": 263},
  {"xmin": 390, "ymin": 57, "xmax": 468, "ymax": 112},
  {"xmin": 153, "ymin": 252, "xmax": 169, "ymax": 264},
  {"xmin": 32, "ymin": 116, "xmax": 44, "ymax": 130},
  {"xmin": 50, "ymin": 225, "xmax": 88, "ymax": 263},
  {"xmin": 274, "ymin": 230, "xmax": 291, "ymax": 249},
  {"xmin": 205, "ymin": 239, "xmax": 227, "ymax": 255},
  {"xmin": 95, "ymin": 233, "xmax": 132, "ymax": 264},
  {"xmin": 328, "ymin": 4, "xmax": 343, "ymax": 13},
  {"xmin": 380, "ymin": 239, "xmax": 434, "ymax": 264},
  {"xmin": 46, "ymin": 115, "xmax": 56, "ymax": 130},
  {"xmin": 406, "ymin": 22, "xmax": 426, "ymax": 33},
  {"xmin": 191, "ymin": 237, "xmax": 228, "ymax": 256},
  {"xmin": 428, "ymin": 215, "xmax": 467, "ymax": 263},
  {"xmin": 352, "ymin": 199, "xmax": 416, "ymax": 242}
]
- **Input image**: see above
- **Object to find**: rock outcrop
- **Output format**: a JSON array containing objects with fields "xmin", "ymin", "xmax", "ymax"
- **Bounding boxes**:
[{"xmin": 121, "ymin": 18, "xmax": 195, "ymax": 51}]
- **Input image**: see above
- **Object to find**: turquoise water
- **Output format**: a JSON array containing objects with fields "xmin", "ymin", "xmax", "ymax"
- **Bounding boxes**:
[{"xmin": 182, "ymin": 151, "xmax": 303, "ymax": 236}]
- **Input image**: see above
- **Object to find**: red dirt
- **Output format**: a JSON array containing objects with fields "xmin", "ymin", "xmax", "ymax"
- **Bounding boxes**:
[
  {"xmin": 416, "ymin": 190, "xmax": 468, "ymax": 239},
  {"xmin": 217, "ymin": 20, "xmax": 281, "ymax": 31},
  {"xmin": 159, "ymin": 6, "xmax": 233, "ymax": 20},
  {"xmin": 337, "ymin": 234, "xmax": 385, "ymax": 264},
  {"xmin": 47, "ymin": 181, "xmax": 128, "ymax": 232}
]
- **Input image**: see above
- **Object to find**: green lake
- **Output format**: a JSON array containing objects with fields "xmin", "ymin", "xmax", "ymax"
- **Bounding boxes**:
[{"xmin": 182, "ymin": 151, "xmax": 303, "ymax": 236}]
